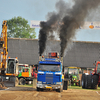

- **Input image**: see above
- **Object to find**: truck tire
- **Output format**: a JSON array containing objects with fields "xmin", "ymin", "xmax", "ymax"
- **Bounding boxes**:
[
  {"xmin": 63, "ymin": 80, "xmax": 68, "ymax": 90},
  {"xmin": 87, "ymin": 75, "xmax": 92, "ymax": 89},
  {"xmin": 66, "ymin": 81, "xmax": 68, "ymax": 90},
  {"xmin": 37, "ymin": 87, "xmax": 40, "ymax": 91},
  {"xmin": 85, "ymin": 75, "xmax": 88, "ymax": 89},
  {"xmin": 19, "ymin": 78, "xmax": 26, "ymax": 85},
  {"xmin": 37, "ymin": 87, "xmax": 43, "ymax": 91},
  {"xmin": 57, "ymin": 86, "xmax": 63, "ymax": 92},
  {"xmin": 82, "ymin": 74, "xmax": 85, "ymax": 88},
  {"xmin": 91, "ymin": 75, "xmax": 98, "ymax": 89},
  {"xmin": 57, "ymin": 82, "xmax": 63, "ymax": 92}
]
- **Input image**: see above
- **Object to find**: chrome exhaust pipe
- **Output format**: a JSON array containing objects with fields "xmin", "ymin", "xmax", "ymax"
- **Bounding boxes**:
[
  {"xmin": 61, "ymin": 57, "xmax": 63, "ymax": 64},
  {"xmin": 61, "ymin": 57, "xmax": 63, "ymax": 71},
  {"xmin": 39, "ymin": 56, "xmax": 42, "ymax": 61}
]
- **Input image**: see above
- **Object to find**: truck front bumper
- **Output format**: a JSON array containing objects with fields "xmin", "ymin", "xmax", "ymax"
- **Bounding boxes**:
[{"xmin": 37, "ymin": 84, "xmax": 61, "ymax": 89}]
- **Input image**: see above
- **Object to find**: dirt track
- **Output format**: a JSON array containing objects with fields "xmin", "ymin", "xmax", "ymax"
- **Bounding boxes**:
[{"xmin": 0, "ymin": 87, "xmax": 100, "ymax": 100}]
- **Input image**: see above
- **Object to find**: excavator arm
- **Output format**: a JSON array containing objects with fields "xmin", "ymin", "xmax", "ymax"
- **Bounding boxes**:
[
  {"xmin": 0, "ymin": 21, "xmax": 19, "ymax": 88},
  {"xmin": 0, "ymin": 20, "xmax": 8, "ymax": 74}
]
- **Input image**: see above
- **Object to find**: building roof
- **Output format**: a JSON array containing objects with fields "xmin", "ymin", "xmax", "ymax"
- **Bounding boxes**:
[{"xmin": 8, "ymin": 38, "xmax": 100, "ymax": 68}]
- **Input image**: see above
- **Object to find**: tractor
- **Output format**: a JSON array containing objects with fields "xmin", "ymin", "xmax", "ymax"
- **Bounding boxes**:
[
  {"xmin": 64, "ymin": 66, "xmax": 81, "ymax": 86},
  {"xmin": 82, "ymin": 61, "xmax": 100, "ymax": 89}
]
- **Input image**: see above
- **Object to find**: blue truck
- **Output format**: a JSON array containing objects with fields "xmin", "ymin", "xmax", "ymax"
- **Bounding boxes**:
[{"xmin": 36, "ymin": 52, "xmax": 68, "ymax": 92}]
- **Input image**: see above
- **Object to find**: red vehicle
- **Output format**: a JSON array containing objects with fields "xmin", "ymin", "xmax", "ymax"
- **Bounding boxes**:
[
  {"xmin": 31, "ymin": 65, "xmax": 38, "ymax": 79},
  {"xmin": 82, "ymin": 61, "xmax": 100, "ymax": 89},
  {"xmin": 93, "ymin": 61, "xmax": 100, "ymax": 86}
]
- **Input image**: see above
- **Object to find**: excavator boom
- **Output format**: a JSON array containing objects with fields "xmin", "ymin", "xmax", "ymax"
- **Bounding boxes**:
[
  {"xmin": 0, "ymin": 21, "xmax": 19, "ymax": 88},
  {"xmin": 0, "ymin": 20, "xmax": 8, "ymax": 75}
]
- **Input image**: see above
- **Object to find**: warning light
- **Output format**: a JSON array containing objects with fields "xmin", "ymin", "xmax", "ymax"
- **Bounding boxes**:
[
  {"xmin": 48, "ymin": 52, "xmax": 58, "ymax": 58},
  {"xmin": 42, "ymin": 56, "xmax": 44, "ymax": 58}
]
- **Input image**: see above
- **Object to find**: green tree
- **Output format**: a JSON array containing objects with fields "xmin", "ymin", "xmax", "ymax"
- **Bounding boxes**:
[{"xmin": 7, "ymin": 16, "xmax": 36, "ymax": 39}]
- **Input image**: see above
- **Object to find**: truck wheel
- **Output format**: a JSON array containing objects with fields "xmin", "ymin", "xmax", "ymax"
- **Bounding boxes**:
[
  {"xmin": 37, "ymin": 87, "xmax": 40, "ymax": 91},
  {"xmin": 85, "ymin": 75, "xmax": 88, "ymax": 89},
  {"xmin": 63, "ymin": 80, "xmax": 68, "ymax": 90},
  {"xmin": 91, "ymin": 75, "xmax": 98, "ymax": 89},
  {"xmin": 37, "ymin": 87, "xmax": 43, "ymax": 91},
  {"xmin": 19, "ymin": 78, "xmax": 26, "ymax": 85},
  {"xmin": 66, "ymin": 81, "xmax": 68, "ymax": 90},
  {"xmin": 15, "ymin": 77, "xmax": 19, "ymax": 86},
  {"xmin": 82, "ymin": 74, "xmax": 85, "ymax": 88},
  {"xmin": 87, "ymin": 75, "xmax": 92, "ymax": 89},
  {"xmin": 57, "ymin": 83, "xmax": 63, "ymax": 92}
]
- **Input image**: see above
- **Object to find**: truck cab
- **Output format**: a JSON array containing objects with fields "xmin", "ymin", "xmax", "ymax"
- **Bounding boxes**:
[
  {"xmin": 37, "ymin": 52, "xmax": 64, "ymax": 92},
  {"xmin": 18, "ymin": 64, "xmax": 33, "ymax": 85}
]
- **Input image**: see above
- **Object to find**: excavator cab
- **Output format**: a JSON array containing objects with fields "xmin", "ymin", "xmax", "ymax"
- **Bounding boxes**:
[
  {"xmin": 0, "ymin": 58, "xmax": 19, "ymax": 87},
  {"xmin": 7, "ymin": 58, "xmax": 19, "ymax": 74}
]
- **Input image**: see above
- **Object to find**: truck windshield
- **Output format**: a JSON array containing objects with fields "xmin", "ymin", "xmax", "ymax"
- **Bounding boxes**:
[
  {"xmin": 97, "ymin": 64, "xmax": 100, "ymax": 73},
  {"xmin": 69, "ymin": 68, "xmax": 78, "ymax": 75},
  {"xmin": 39, "ymin": 64, "xmax": 60, "ymax": 71},
  {"xmin": 7, "ymin": 59, "xmax": 15, "ymax": 73}
]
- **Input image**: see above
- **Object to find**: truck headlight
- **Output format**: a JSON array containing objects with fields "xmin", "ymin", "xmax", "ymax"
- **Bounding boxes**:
[
  {"xmin": 56, "ymin": 82, "xmax": 61, "ymax": 85},
  {"xmin": 6, "ymin": 77, "xmax": 9, "ymax": 80},
  {"xmin": 38, "ymin": 81, "xmax": 42, "ymax": 84}
]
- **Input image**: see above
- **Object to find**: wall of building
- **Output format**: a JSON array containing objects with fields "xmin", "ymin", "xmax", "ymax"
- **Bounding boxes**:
[{"xmin": 8, "ymin": 38, "xmax": 100, "ymax": 68}]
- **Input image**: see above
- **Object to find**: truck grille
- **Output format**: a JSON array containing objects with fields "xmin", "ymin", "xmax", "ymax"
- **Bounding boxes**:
[{"xmin": 45, "ymin": 74, "xmax": 53, "ymax": 84}]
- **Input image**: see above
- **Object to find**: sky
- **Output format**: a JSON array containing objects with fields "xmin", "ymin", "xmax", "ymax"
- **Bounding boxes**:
[{"xmin": 0, "ymin": 0, "xmax": 100, "ymax": 42}]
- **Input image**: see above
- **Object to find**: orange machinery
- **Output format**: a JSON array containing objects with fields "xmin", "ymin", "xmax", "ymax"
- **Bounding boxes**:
[
  {"xmin": 0, "ymin": 21, "xmax": 19, "ymax": 87},
  {"xmin": 0, "ymin": 21, "xmax": 8, "ymax": 74}
]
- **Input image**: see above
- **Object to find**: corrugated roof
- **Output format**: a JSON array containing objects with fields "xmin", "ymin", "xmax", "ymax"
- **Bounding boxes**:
[{"xmin": 8, "ymin": 38, "xmax": 100, "ymax": 68}]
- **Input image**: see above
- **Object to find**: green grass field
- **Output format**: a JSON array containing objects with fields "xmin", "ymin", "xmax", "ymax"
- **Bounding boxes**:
[{"xmin": 18, "ymin": 84, "xmax": 33, "ymax": 87}]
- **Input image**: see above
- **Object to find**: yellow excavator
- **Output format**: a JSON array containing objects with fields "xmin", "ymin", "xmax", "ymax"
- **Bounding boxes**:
[{"xmin": 0, "ymin": 21, "xmax": 19, "ymax": 88}]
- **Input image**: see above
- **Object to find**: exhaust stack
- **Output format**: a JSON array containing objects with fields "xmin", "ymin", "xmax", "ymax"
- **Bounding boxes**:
[
  {"xmin": 61, "ymin": 57, "xmax": 63, "ymax": 72},
  {"xmin": 61, "ymin": 57, "xmax": 63, "ymax": 66},
  {"xmin": 39, "ymin": 56, "xmax": 42, "ymax": 61}
]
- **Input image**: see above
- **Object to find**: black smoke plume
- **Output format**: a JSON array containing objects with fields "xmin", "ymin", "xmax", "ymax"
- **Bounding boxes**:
[
  {"xmin": 39, "ymin": 0, "xmax": 100, "ymax": 57},
  {"xmin": 39, "ymin": 13, "xmax": 59, "ymax": 56}
]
